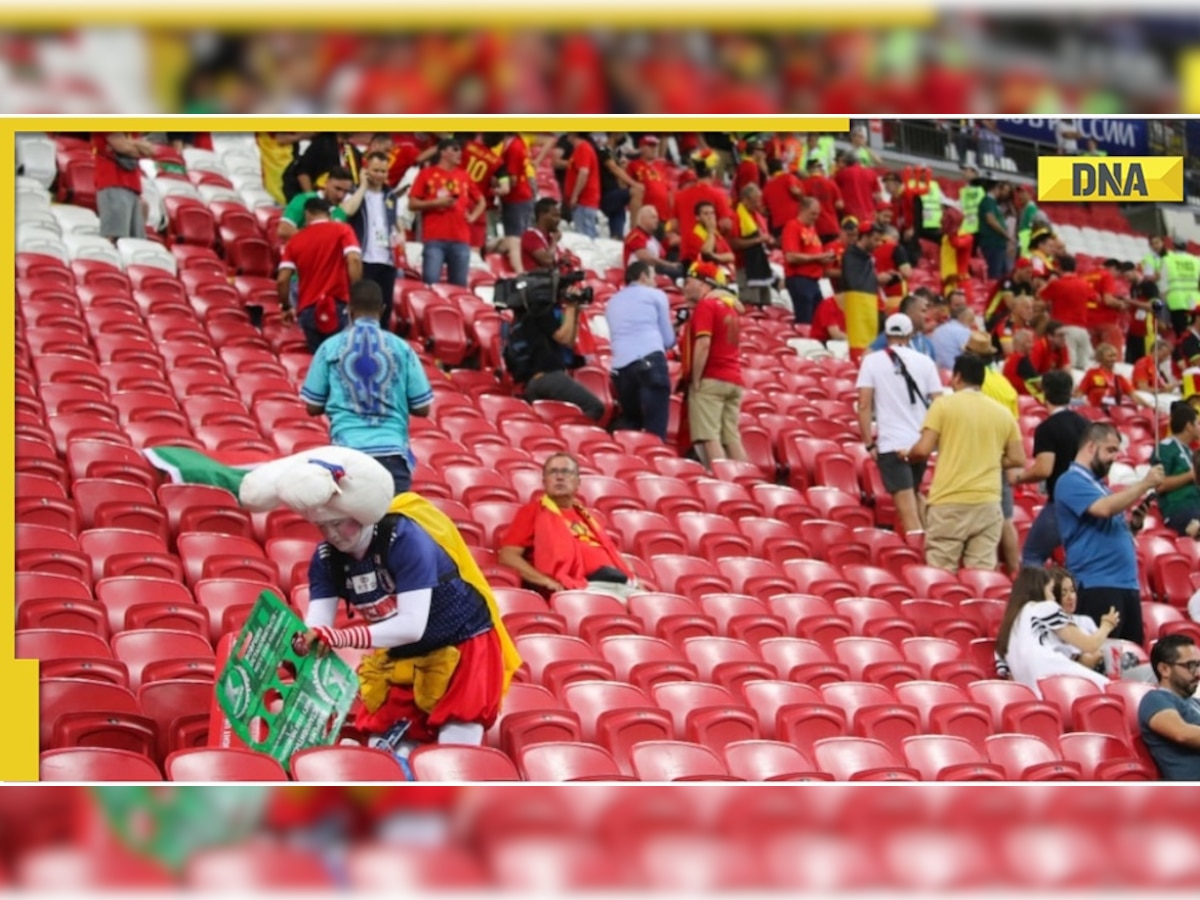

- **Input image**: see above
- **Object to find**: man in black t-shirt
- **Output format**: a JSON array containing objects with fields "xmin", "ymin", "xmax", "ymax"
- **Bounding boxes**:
[{"xmin": 1010, "ymin": 368, "xmax": 1090, "ymax": 566}]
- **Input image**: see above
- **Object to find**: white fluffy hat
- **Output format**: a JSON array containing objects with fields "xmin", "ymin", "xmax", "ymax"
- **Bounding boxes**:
[{"xmin": 238, "ymin": 446, "xmax": 395, "ymax": 525}]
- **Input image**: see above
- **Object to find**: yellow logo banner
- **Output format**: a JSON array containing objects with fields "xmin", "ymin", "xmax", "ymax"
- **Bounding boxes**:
[{"xmin": 1038, "ymin": 156, "xmax": 1183, "ymax": 203}]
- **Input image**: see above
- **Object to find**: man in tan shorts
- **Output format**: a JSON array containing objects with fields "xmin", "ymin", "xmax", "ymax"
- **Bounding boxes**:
[{"xmin": 899, "ymin": 352, "xmax": 1026, "ymax": 572}]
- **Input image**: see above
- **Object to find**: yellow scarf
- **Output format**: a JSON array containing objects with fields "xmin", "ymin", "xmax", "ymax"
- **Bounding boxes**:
[
  {"xmin": 387, "ymin": 493, "xmax": 522, "ymax": 692},
  {"xmin": 736, "ymin": 201, "xmax": 760, "ymax": 237}
]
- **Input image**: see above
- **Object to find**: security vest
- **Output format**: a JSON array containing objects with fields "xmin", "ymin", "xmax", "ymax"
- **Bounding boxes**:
[
  {"xmin": 1017, "ymin": 202, "xmax": 1040, "ymax": 255},
  {"xmin": 805, "ymin": 136, "xmax": 837, "ymax": 172},
  {"xmin": 958, "ymin": 185, "xmax": 985, "ymax": 237},
  {"xmin": 921, "ymin": 181, "xmax": 944, "ymax": 231},
  {"xmin": 1163, "ymin": 251, "xmax": 1200, "ymax": 312}
]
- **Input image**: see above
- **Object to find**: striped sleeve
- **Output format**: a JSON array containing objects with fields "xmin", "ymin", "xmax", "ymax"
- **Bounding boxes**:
[{"xmin": 1029, "ymin": 599, "xmax": 1071, "ymax": 646}]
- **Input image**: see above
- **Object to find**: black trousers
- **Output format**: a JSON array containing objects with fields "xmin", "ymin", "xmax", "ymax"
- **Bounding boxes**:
[
  {"xmin": 612, "ymin": 351, "xmax": 670, "ymax": 441},
  {"xmin": 1077, "ymin": 586, "xmax": 1144, "ymax": 648},
  {"xmin": 362, "ymin": 262, "xmax": 397, "ymax": 332}
]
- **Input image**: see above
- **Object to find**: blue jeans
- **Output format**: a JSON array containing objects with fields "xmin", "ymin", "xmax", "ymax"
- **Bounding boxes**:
[
  {"xmin": 982, "ymin": 244, "xmax": 1010, "ymax": 281},
  {"xmin": 786, "ymin": 275, "xmax": 824, "ymax": 325},
  {"xmin": 374, "ymin": 453, "xmax": 413, "ymax": 495},
  {"xmin": 422, "ymin": 240, "xmax": 470, "ymax": 287},
  {"xmin": 613, "ymin": 351, "xmax": 670, "ymax": 441},
  {"xmin": 572, "ymin": 205, "xmax": 599, "ymax": 239},
  {"xmin": 298, "ymin": 302, "xmax": 348, "ymax": 353},
  {"xmin": 1021, "ymin": 501, "xmax": 1060, "ymax": 567},
  {"xmin": 362, "ymin": 262, "xmax": 397, "ymax": 331}
]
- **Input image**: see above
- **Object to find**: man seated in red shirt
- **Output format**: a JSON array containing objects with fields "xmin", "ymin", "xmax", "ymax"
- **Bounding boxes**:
[
  {"xmin": 1030, "ymin": 320, "xmax": 1071, "ymax": 374},
  {"xmin": 810, "ymin": 294, "xmax": 847, "ymax": 343},
  {"xmin": 680, "ymin": 200, "xmax": 735, "ymax": 270},
  {"xmin": 277, "ymin": 197, "xmax": 363, "ymax": 353},
  {"xmin": 498, "ymin": 453, "xmax": 635, "ymax": 600},
  {"xmin": 623, "ymin": 205, "xmax": 681, "ymax": 278},
  {"xmin": 519, "ymin": 198, "xmax": 565, "ymax": 272},
  {"xmin": 1001, "ymin": 329, "xmax": 1042, "ymax": 397},
  {"xmin": 1037, "ymin": 255, "xmax": 1096, "ymax": 369},
  {"xmin": 1077, "ymin": 343, "xmax": 1154, "ymax": 410},
  {"xmin": 1132, "ymin": 338, "xmax": 1183, "ymax": 392}
]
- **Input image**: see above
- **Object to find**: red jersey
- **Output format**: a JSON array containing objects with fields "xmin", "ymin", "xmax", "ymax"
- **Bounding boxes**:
[
  {"xmin": 627, "ymin": 157, "xmax": 672, "ymax": 222},
  {"xmin": 674, "ymin": 181, "xmax": 733, "ymax": 238},
  {"xmin": 1083, "ymin": 269, "xmax": 1125, "ymax": 328},
  {"xmin": 873, "ymin": 240, "xmax": 907, "ymax": 301},
  {"xmin": 623, "ymin": 227, "xmax": 664, "ymax": 267},
  {"xmin": 1030, "ymin": 337, "xmax": 1070, "ymax": 374},
  {"xmin": 689, "ymin": 292, "xmax": 742, "ymax": 385},
  {"xmin": 463, "ymin": 139, "xmax": 507, "ymax": 203},
  {"xmin": 520, "ymin": 227, "xmax": 560, "ymax": 271},
  {"xmin": 733, "ymin": 158, "xmax": 765, "ymax": 197},
  {"xmin": 833, "ymin": 163, "xmax": 879, "ymax": 225},
  {"xmin": 501, "ymin": 135, "xmax": 534, "ymax": 204},
  {"xmin": 1131, "ymin": 355, "xmax": 1180, "ymax": 390},
  {"xmin": 1002, "ymin": 352, "xmax": 1039, "ymax": 395},
  {"xmin": 810, "ymin": 295, "xmax": 845, "ymax": 342},
  {"xmin": 278, "ymin": 220, "xmax": 360, "ymax": 313},
  {"xmin": 762, "ymin": 172, "xmax": 803, "ymax": 233},
  {"xmin": 565, "ymin": 139, "xmax": 601, "ymax": 208},
  {"xmin": 780, "ymin": 219, "xmax": 824, "ymax": 279},
  {"xmin": 410, "ymin": 164, "xmax": 478, "ymax": 244},
  {"xmin": 92, "ymin": 133, "xmax": 143, "ymax": 193},
  {"xmin": 802, "ymin": 175, "xmax": 843, "ymax": 236},
  {"xmin": 680, "ymin": 224, "xmax": 732, "ymax": 267},
  {"xmin": 1040, "ymin": 274, "xmax": 1095, "ymax": 329},
  {"xmin": 1080, "ymin": 366, "xmax": 1134, "ymax": 408},
  {"xmin": 501, "ymin": 498, "xmax": 625, "ymax": 577}
]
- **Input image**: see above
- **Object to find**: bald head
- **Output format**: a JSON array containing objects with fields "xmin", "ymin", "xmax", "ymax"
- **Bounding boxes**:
[{"xmin": 635, "ymin": 205, "xmax": 659, "ymax": 232}]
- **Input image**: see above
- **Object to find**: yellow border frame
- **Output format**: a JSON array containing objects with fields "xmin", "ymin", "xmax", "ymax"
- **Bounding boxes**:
[{"xmin": 2, "ymin": 115, "xmax": 848, "ymax": 782}]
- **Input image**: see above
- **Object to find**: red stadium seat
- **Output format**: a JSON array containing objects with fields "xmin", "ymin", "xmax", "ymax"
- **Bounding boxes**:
[
  {"xmin": 649, "ymin": 555, "xmax": 732, "ymax": 598},
  {"xmin": 739, "ymin": 679, "xmax": 847, "ymax": 749},
  {"xmin": 94, "ymin": 576, "xmax": 200, "ymax": 637},
  {"xmin": 900, "ymin": 637, "xmax": 988, "ymax": 687},
  {"xmin": 675, "ymin": 512, "xmax": 753, "ymax": 560},
  {"xmin": 900, "ymin": 735, "xmax": 1006, "ymax": 781},
  {"xmin": 697, "ymin": 594, "xmax": 787, "ymax": 646},
  {"xmin": 834, "ymin": 597, "xmax": 919, "ymax": 644},
  {"xmin": 820, "ymin": 681, "xmax": 921, "ymax": 757},
  {"xmin": 184, "ymin": 845, "xmax": 335, "ymax": 888},
  {"xmin": 651, "ymin": 681, "xmax": 759, "ymax": 752},
  {"xmin": 549, "ymin": 591, "xmax": 644, "ymax": 645},
  {"xmin": 903, "ymin": 565, "xmax": 975, "ymax": 604},
  {"xmin": 17, "ymin": 627, "xmax": 110, "ymax": 662},
  {"xmin": 967, "ymin": 680, "xmax": 1065, "ymax": 747},
  {"xmin": 408, "ymin": 745, "xmax": 521, "ymax": 782},
  {"xmin": 516, "ymin": 741, "xmax": 633, "ymax": 781},
  {"xmin": 492, "ymin": 587, "xmax": 568, "ymax": 638},
  {"xmin": 957, "ymin": 568, "xmax": 1012, "ymax": 600},
  {"xmin": 629, "ymin": 741, "xmax": 741, "ymax": 782},
  {"xmin": 137, "ymin": 679, "xmax": 212, "ymax": 762},
  {"xmin": 984, "ymin": 734, "xmax": 1082, "ymax": 781},
  {"xmin": 782, "ymin": 559, "xmax": 857, "ymax": 600},
  {"xmin": 716, "ymin": 557, "xmax": 796, "ymax": 599},
  {"xmin": 513, "ymin": 634, "xmax": 615, "ymax": 696},
  {"xmin": 737, "ymin": 517, "xmax": 812, "ymax": 566},
  {"xmin": 1057, "ymin": 732, "xmax": 1155, "ymax": 781},
  {"xmin": 722, "ymin": 739, "xmax": 831, "ymax": 781},
  {"xmin": 811, "ymin": 737, "xmax": 920, "ymax": 782},
  {"xmin": 110, "ymin": 629, "xmax": 216, "ymax": 689},
  {"xmin": 694, "ymin": 479, "xmax": 762, "ymax": 520},
  {"xmin": 596, "ymin": 634, "xmax": 698, "ymax": 692},
  {"xmin": 484, "ymin": 681, "xmax": 582, "ymax": 757},
  {"xmin": 290, "ymin": 746, "xmax": 409, "ymax": 781},
  {"xmin": 39, "ymin": 747, "xmax": 163, "ymax": 781},
  {"xmin": 39, "ymin": 678, "xmax": 156, "ymax": 755},
  {"xmin": 178, "ymin": 532, "xmax": 275, "ymax": 588},
  {"xmin": 561, "ymin": 680, "xmax": 673, "ymax": 775},
  {"xmin": 71, "ymin": 479, "xmax": 169, "ymax": 543},
  {"xmin": 165, "ymin": 747, "xmax": 288, "ymax": 782},
  {"xmin": 831, "ymin": 637, "xmax": 921, "ymax": 688},
  {"xmin": 757, "ymin": 637, "xmax": 850, "ymax": 686},
  {"xmin": 194, "ymin": 580, "xmax": 281, "ymax": 642},
  {"xmin": 79, "ymin": 528, "xmax": 182, "ymax": 583},
  {"xmin": 626, "ymin": 592, "xmax": 719, "ymax": 648},
  {"xmin": 892, "ymin": 681, "xmax": 993, "ymax": 752}
]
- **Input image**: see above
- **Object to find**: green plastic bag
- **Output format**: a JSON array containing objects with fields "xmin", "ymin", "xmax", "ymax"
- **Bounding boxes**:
[{"xmin": 216, "ymin": 590, "xmax": 359, "ymax": 773}]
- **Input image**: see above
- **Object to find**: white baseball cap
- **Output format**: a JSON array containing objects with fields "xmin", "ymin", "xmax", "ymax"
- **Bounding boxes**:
[{"xmin": 884, "ymin": 313, "xmax": 913, "ymax": 337}]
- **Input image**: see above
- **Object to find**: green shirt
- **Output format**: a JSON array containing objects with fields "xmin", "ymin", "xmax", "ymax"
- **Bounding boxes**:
[
  {"xmin": 283, "ymin": 190, "xmax": 348, "ymax": 228},
  {"xmin": 977, "ymin": 194, "xmax": 1009, "ymax": 250},
  {"xmin": 1156, "ymin": 437, "xmax": 1200, "ymax": 520}
]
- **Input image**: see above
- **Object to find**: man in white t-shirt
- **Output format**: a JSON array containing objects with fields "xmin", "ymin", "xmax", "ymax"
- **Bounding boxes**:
[
  {"xmin": 1055, "ymin": 119, "xmax": 1081, "ymax": 155},
  {"xmin": 857, "ymin": 312, "xmax": 945, "ymax": 537}
]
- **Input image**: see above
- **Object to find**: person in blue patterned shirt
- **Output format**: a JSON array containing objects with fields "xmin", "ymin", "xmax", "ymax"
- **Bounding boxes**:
[{"xmin": 301, "ymin": 280, "xmax": 434, "ymax": 493}]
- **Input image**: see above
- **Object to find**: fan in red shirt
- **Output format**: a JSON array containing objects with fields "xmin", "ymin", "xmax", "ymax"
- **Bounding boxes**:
[
  {"xmin": 802, "ymin": 158, "xmax": 844, "ymax": 242},
  {"xmin": 1030, "ymin": 321, "xmax": 1071, "ymax": 374},
  {"xmin": 622, "ymin": 205, "xmax": 681, "ymax": 278},
  {"xmin": 92, "ymin": 132, "xmax": 154, "ymax": 240},
  {"xmin": 409, "ymin": 138, "xmax": 486, "ymax": 287},
  {"xmin": 680, "ymin": 201, "xmax": 735, "ymax": 270},
  {"xmin": 1132, "ymin": 338, "xmax": 1183, "ymax": 392},
  {"xmin": 673, "ymin": 150, "xmax": 733, "ymax": 240},
  {"xmin": 1001, "ymin": 329, "xmax": 1042, "ymax": 397},
  {"xmin": 626, "ymin": 136, "xmax": 674, "ymax": 224},
  {"xmin": 462, "ymin": 132, "xmax": 510, "ymax": 250},
  {"xmin": 832, "ymin": 151, "xmax": 881, "ymax": 226},
  {"xmin": 563, "ymin": 133, "xmax": 601, "ymax": 236},
  {"xmin": 1084, "ymin": 258, "xmax": 1129, "ymax": 354},
  {"xmin": 761, "ymin": 158, "xmax": 804, "ymax": 238},
  {"xmin": 781, "ymin": 197, "xmax": 832, "ymax": 325},
  {"xmin": 386, "ymin": 133, "xmax": 436, "ymax": 188},
  {"xmin": 277, "ymin": 197, "xmax": 362, "ymax": 353},
  {"xmin": 519, "ymin": 198, "xmax": 567, "ymax": 272},
  {"xmin": 1038, "ymin": 256, "xmax": 1096, "ymax": 368},
  {"xmin": 732, "ymin": 138, "xmax": 768, "ymax": 198},
  {"xmin": 810, "ymin": 296, "xmax": 847, "ymax": 343},
  {"xmin": 1077, "ymin": 343, "xmax": 1153, "ymax": 409}
]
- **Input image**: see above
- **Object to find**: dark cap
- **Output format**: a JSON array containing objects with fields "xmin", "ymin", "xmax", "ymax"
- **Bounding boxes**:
[{"xmin": 436, "ymin": 137, "xmax": 462, "ymax": 153}]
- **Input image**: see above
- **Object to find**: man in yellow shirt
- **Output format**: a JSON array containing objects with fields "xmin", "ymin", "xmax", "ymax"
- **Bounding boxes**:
[{"xmin": 900, "ymin": 352, "xmax": 1026, "ymax": 573}]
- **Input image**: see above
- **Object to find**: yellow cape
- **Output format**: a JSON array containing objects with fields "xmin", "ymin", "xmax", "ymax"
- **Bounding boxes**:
[{"xmin": 387, "ymin": 493, "xmax": 522, "ymax": 693}]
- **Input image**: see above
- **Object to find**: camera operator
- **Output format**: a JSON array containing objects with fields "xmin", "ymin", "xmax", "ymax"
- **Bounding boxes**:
[{"xmin": 502, "ymin": 271, "xmax": 605, "ymax": 421}]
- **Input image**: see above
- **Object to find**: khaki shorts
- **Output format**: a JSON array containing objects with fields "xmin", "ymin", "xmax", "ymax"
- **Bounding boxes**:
[
  {"xmin": 689, "ymin": 378, "xmax": 744, "ymax": 451},
  {"xmin": 925, "ymin": 502, "xmax": 1004, "ymax": 572}
]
